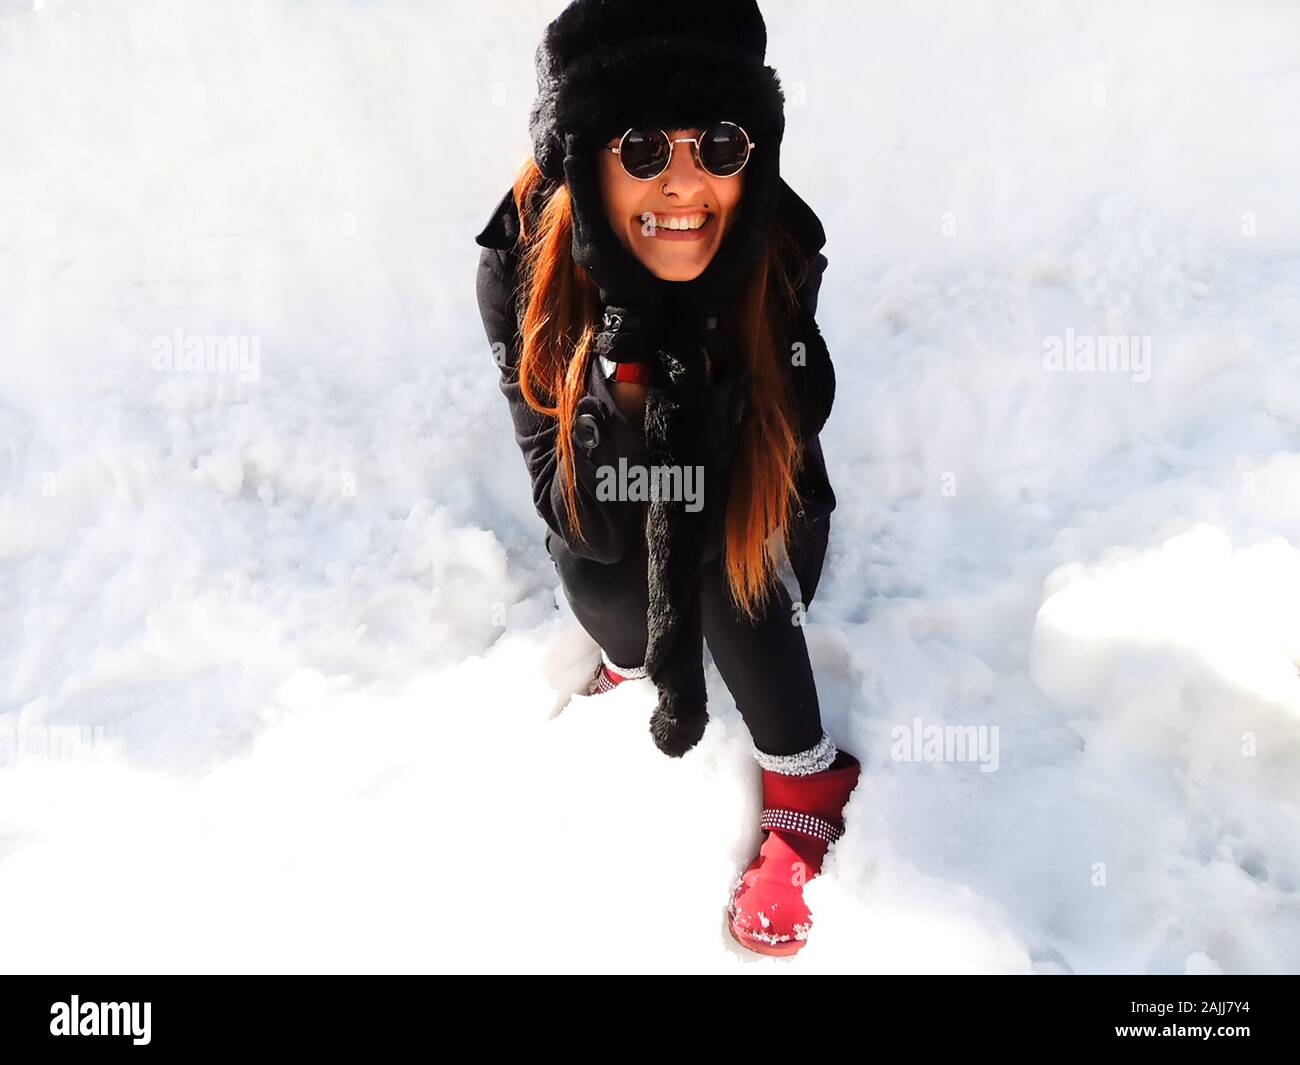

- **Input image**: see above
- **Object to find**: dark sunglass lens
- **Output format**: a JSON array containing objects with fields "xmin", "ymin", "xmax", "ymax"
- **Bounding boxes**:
[
  {"xmin": 619, "ymin": 129, "xmax": 670, "ymax": 178},
  {"xmin": 700, "ymin": 124, "xmax": 749, "ymax": 176}
]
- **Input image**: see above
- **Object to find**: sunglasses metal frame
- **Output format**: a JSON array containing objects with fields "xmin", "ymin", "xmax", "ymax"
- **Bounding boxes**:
[{"xmin": 603, "ymin": 120, "xmax": 756, "ymax": 181}]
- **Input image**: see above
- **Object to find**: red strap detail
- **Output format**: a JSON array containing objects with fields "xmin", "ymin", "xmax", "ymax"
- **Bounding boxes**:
[
  {"xmin": 760, "ymin": 807, "xmax": 843, "ymax": 845},
  {"xmin": 611, "ymin": 361, "xmax": 652, "ymax": 384}
]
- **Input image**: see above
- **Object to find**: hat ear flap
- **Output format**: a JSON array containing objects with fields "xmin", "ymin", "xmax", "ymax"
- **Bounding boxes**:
[{"xmin": 544, "ymin": 130, "xmax": 567, "ymax": 178}]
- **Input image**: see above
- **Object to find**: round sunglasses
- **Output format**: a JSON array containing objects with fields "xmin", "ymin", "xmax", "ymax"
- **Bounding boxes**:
[{"xmin": 603, "ymin": 121, "xmax": 755, "ymax": 181}]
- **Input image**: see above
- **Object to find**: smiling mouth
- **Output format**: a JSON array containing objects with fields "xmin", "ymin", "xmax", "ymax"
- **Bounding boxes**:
[{"xmin": 636, "ymin": 212, "xmax": 715, "ymax": 240}]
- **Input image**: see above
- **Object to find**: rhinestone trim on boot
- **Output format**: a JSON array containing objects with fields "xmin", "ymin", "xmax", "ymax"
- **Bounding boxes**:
[
  {"xmin": 586, "ymin": 663, "xmax": 620, "ymax": 695},
  {"xmin": 759, "ymin": 807, "xmax": 844, "ymax": 845}
]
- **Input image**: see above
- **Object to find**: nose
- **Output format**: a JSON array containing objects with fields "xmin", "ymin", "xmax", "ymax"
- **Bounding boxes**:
[{"xmin": 660, "ymin": 133, "xmax": 707, "ymax": 197}]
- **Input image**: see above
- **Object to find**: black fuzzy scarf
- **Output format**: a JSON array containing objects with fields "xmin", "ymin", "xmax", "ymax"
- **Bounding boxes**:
[
  {"xmin": 640, "ymin": 339, "xmax": 713, "ymax": 757},
  {"xmin": 631, "ymin": 272, "xmax": 835, "ymax": 758}
]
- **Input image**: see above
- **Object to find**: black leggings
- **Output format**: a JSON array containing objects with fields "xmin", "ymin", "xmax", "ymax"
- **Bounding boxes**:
[{"xmin": 548, "ymin": 529, "xmax": 826, "ymax": 757}]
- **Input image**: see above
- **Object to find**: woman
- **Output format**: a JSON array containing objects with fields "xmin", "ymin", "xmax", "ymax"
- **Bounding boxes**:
[{"xmin": 473, "ymin": 0, "xmax": 861, "ymax": 956}]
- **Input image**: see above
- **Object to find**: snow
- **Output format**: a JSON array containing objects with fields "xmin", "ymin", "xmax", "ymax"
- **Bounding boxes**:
[{"xmin": 2, "ymin": 0, "xmax": 1299, "ymax": 973}]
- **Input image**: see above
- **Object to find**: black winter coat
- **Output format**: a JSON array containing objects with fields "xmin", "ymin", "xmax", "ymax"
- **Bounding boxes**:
[{"xmin": 474, "ymin": 181, "xmax": 837, "ymax": 607}]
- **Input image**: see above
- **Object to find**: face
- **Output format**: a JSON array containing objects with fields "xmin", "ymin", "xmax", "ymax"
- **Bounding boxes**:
[{"xmin": 597, "ymin": 126, "xmax": 745, "ymax": 282}]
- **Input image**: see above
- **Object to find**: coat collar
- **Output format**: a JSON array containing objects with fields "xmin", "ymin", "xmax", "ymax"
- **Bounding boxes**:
[
  {"xmin": 474, "ymin": 178, "xmax": 825, "ymax": 258},
  {"xmin": 474, "ymin": 187, "xmax": 519, "ymax": 252}
]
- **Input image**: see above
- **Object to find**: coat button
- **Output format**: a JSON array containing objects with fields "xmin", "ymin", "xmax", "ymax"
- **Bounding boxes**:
[{"xmin": 574, "ymin": 412, "xmax": 601, "ymax": 450}]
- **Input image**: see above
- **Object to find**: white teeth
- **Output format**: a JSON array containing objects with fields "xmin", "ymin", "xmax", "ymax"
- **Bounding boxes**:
[{"xmin": 650, "ymin": 213, "xmax": 708, "ymax": 231}]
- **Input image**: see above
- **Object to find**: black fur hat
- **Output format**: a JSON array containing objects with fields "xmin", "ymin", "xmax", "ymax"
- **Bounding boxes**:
[{"xmin": 528, "ymin": 0, "xmax": 785, "ymax": 184}]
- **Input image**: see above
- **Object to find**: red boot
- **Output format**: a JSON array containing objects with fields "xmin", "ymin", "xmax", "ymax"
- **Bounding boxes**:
[
  {"xmin": 583, "ymin": 648, "xmax": 647, "ymax": 696},
  {"xmin": 727, "ymin": 745, "xmax": 862, "ymax": 956}
]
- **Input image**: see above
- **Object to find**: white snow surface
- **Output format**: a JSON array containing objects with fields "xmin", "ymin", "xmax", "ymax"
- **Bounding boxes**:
[{"xmin": 2, "ymin": 0, "xmax": 1299, "ymax": 973}]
